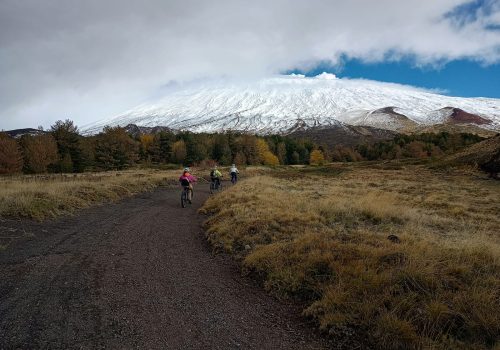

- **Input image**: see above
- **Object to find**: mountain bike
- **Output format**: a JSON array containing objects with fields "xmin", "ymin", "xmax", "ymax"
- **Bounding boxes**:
[
  {"xmin": 209, "ymin": 178, "xmax": 223, "ymax": 194},
  {"xmin": 230, "ymin": 172, "xmax": 238, "ymax": 184},
  {"xmin": 181, "ymin": 186, "xmax": 191, "ymax": 208},
  {"xmin": 180, "ymin": 179, "xmax": 192, "ymax": 208}
]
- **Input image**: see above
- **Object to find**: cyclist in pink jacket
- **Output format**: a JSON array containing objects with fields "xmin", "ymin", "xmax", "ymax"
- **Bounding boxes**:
[{"xmin": 179, "ymin": 167, "xmax": 197, "ymax": 203}]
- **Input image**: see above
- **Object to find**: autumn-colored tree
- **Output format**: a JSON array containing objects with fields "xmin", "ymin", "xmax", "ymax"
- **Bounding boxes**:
[
  {"xmin": 256, "ymin": 139, "xmax": 270, "ymax": 161},
  {"xmin": 0, "ymin": 133, "xmax": 23, "ymax": 174},
  {"xmin": 233, "ymin": 152, "xmax": 247, "ymax": 165},
  {"xmin": 20, "ymin": 134, "xmax": 59, "ymax": 173},
  {"xmin": 171, "ymin": 140, "xmax": 187, "ymax": 164},
  {"xmin": 331, "ymin": 147, "xmax": 343, "ymax": 162},
  {"xmin": 139, "ymin": 134, "xmax": 156, "ymax": 163},
  {"xmin": 256, "ymin": 138, "xmax": 279, "ymax": 165},
  {"xmin": 405, "ymin": 141, "xmax": 428, "ymax": 159},
  {"xmin": 238, "ymin": 135, "xmax": 259, "ymax": 165},
  {"xmin": 343, "ymin": 147, "xmax": 363, "ymax": 162},
  {"xmin": 309, "ymin": 149, "xmax": 325, "ymax": 165},
  {"xmin": 262, "ymin": 151, "xmax": 279, "ymax": 166},
  {"xmin": 140, "ymin": 134, "xmax": 155, "ymax": 153}
]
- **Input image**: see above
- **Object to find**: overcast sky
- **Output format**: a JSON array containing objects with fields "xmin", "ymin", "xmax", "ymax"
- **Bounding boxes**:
[{"xmin": 1, "ymin": 0, "xmax": 499, "ymax": 130}]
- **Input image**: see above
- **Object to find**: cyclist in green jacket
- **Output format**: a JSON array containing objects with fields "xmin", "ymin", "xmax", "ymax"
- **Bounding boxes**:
[{"xmin": 210, "ymin": 166, "xmax": 223, "ymax": 189}]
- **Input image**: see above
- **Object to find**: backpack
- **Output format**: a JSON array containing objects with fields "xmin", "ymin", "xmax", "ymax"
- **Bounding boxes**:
[{"xmin": 210, "ymin": 170, "xmax": 216, "ymax": 178}]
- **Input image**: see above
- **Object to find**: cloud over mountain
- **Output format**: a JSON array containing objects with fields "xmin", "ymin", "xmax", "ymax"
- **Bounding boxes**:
[{"xmin": 1, "ymin": 0, "xmax": 499, "ymax": 129}]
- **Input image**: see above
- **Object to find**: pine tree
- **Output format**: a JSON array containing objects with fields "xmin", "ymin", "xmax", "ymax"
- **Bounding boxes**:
[
  {"xmin": 59, "ymin": 152, "xmax": 74, "ymax": 173},
  {"xmin": 157, "ymin": 132, "xmax": 174, "ymax": 163},
  {"xmin": 212, "ymin": 135, "xmax": 232, "ymax": 165},
  {"xmin": 50, "ymin": 119, "xmax": 86, "ymax": 172},
  {"xmin": 94, "ymin": 126, "xmax": 139, "ymax": 170}
]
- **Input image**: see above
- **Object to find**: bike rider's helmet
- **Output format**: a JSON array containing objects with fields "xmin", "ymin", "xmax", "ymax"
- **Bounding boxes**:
[
  {"xmin": 232, "ymin": 164, "xmax": 235, "ymax": 167},
  {"xmin": 183, "ymin": 167, "xmax": 190, "ymax": 173}
]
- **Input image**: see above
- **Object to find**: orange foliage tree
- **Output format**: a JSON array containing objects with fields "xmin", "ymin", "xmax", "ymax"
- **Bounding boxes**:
[
  {"xmin": 256, "ymin": 139, "xmax": 280, "ymax": 165},
  {"xmin": 309, "ymin": 149, "xmax": 325, "ymax": 165},
  {"xmin": 0, "ymin": 133, "xmax": 23, "ymax": 174},
  {"xmin": 20, "ymin": 134, "xmax": 59, "ymax": 173},
  {"xmin": 262, "ymin": 151, "xmax": 279, "ymax": 166},
  {"xmin": 140, "ymin": 134, "xmax": 155, "ymax": 154},
  {"xmin": 171, "ymin": 140, "xmax": 187, "ymax": 164},
  {"xmin": 406, "ymin": 141, "xmax": 428, "ymax": 158}
]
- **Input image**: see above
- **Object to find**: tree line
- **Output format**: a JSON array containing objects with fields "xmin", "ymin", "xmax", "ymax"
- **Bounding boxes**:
[
  {"xmin": 0, "ymin": 120, "xmax": 322, "ymax": 174},
  {"xmin": 0, "ymin": 120, "xmax": 487, "ymax": 175},
  {"xmin": 354, "ymin": 132, "xmax": 484, "ymax": 160}
]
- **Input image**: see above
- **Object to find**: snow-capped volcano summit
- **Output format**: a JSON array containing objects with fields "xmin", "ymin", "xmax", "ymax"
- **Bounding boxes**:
[{"xmin": 83, "ymin": 74, "xmax": 500, "ymax": 134}]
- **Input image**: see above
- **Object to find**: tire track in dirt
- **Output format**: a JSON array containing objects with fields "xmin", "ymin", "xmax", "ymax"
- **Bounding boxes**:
[{"xmin": 0, "ymin": 184, "xmax": 331, "ymax": 349}]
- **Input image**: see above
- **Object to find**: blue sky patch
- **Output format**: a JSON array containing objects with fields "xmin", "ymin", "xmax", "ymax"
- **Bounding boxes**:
[{"xmin": 286, "ymin": 58, "xmax": 500, "ymax": 98}]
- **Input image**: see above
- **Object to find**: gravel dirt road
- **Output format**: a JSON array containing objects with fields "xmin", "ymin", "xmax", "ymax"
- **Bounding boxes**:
[{"xmin": 0, "ymin": 184, "xmax": 331, "ymax": 349}]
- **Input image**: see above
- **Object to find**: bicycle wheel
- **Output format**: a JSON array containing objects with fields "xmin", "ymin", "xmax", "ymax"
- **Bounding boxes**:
[{"xmin": 181, "ymin": 190, "xmax": 187, "ymax": 208}]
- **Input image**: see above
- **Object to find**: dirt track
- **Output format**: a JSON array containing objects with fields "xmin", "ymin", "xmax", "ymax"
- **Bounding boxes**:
[{"xmin": 0, "ymin": 184, "xmax": 331, "ymax": 349}]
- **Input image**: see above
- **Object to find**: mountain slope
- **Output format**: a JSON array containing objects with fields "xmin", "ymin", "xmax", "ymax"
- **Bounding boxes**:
[
  {"xmin": 4, "ymin": 128, "xmax": 47, "ymax": 139},
  {"xmin": 443, "ymin": 134, "xmax": 500, "ymax": 166},
  {"xmin": 83, "ymin": 74, "xmax": 500, "ymax": 134},
  {"xmin": 290, "ymin": 124, "xmax": 398, "ymax": 148}
]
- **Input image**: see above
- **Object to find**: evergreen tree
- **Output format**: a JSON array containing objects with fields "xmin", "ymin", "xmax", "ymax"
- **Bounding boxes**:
[
  {"xmin": 50, "ymin": 119, "xmax": 86, "ymax": 172},
  {"xmin": 94, "ymin": 126, "xmax": 139, "ymax": 170},
  {"xmin": 212, "ymin": 134, "xmax": 232, "ymax": 165},
  {"xmin": 157, "ymin": 132, "xmax": 174, "ymax": 163}
]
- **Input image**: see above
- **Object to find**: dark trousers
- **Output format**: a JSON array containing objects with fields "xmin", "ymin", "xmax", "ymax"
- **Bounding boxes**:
[{"xmin": 211, "ymin": 177, "xmax": 221, "ymax": 187}]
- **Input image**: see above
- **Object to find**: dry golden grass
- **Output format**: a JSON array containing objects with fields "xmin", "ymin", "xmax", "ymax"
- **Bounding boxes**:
[
  {"xmin": 201, "ymin": 164, "xmax": 500, "ymax": 349},
  {"xmin": 0, "ymin": 169, "xmax": 180, "ymax": 220}
]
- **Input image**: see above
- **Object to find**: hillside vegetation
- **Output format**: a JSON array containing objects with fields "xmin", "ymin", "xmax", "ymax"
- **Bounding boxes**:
[
  {"xmin": 201, "ymin": 164, "xmax": 500, "ymax": 349},
  {"xmin": 1, "ymin": 119, "xmax": 494, "ymax": 177},
  {"xmin": 442, "ymin": 135, "xmax": 500, "ymax": 168}
]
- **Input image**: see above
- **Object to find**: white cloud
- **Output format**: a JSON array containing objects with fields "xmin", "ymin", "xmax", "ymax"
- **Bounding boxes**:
[
  {"xmin": 0, "ymin": 0, "xmax": 499, "ymax": 129},
  {"xmin": 315, "ymin": 72, "xmax": 338, "ymax": 80}
]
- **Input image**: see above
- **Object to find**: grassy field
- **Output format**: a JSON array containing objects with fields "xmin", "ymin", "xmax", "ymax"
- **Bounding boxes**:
[
  {"xmin": 0, "ymin": 169, "xmax": 180, "ymax": 220},
  {"xmin": 201, "ymin": 163, "xmax": 500, "ymax": 349},
  {"xmin": 0, "ymin": 165, "xmax": 271, "ymax": 221}
]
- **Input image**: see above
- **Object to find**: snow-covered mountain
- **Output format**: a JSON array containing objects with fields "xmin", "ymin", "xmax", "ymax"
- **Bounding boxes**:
[{"xmin": 83, "ymin": 73, "xmax": 500, "ymax": 134}]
